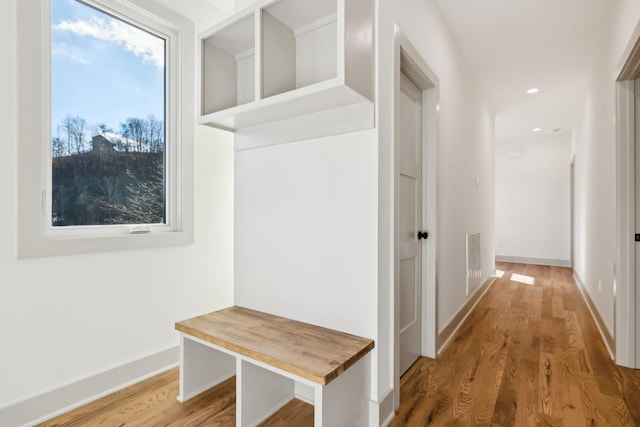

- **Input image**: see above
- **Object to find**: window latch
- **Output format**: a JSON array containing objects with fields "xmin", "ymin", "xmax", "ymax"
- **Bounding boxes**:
[{"xmin": 130, "ymin": 225, "xmax": 152, "ymax": 234}]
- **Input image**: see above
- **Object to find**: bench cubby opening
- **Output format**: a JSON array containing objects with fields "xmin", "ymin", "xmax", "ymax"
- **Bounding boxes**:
[{"xmin": 175, "ymin": 306, "xmax": 374, "ymax": 426}]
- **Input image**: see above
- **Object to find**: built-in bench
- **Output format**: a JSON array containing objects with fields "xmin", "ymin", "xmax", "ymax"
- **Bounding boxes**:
[{"xmin": 175, "ymin": 306, "xmax": 375, "ymax": 426}]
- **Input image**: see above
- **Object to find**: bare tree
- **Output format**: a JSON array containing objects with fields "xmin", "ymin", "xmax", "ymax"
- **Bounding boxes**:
[
  {"xmin": 59, "ymin": 115, "xmax": 73, "ymax": 155},
  {"xmin": 146, "ymin": 115, "xmax": 164, "ymax": 153},
  {"xmin": 72, "ymin": 116, "xmax": 86, "ymax": 153},
  {"xmin": 52, "ymin": 136, "xmax": 65, "ymax": 157},
  {"xmin": 121, "ymin": 118, "xmax": 147, "ymax": 152},
  {"xmin": 52, "ymin": 114, "xmax": 165, "ymax": 226},
  {"xmin": 58, "ymin": 115, "xmax": 87, "ymax": 155}
]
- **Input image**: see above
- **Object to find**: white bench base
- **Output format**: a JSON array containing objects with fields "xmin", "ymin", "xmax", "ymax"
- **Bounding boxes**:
[{"xmin": 178, "ymin": 334, "xmax": 372, "ymax": 427}]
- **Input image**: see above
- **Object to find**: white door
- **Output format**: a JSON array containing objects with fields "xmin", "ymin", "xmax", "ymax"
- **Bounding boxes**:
[{"xmin": 397, "ymin": 72, "xmax": 423, "ymax": 375}]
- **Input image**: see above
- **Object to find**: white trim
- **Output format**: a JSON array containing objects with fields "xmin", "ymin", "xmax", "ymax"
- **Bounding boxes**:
[
  {"xmin": 613, "ymin": 12, "xmax": 640, "ymax": 370},
  {"xmin": 615, "ymin": 17, "xmax": 640, "ymax": 79},
  {"xmin": 235, "ymin": 47, "xmax": 255, "ymax": 62},
  {"xmin": 380, "ymin": 412, "xmax": 395, "ymax": 427},
  {"xmin": 573, "ymin": 273, "xmax": 615, "ymax": 360},
  {"xmin": 44, "ymin": 0, "xmax": 180, "ymax": 238},
  {"xmin": 0, "ymin": 346, "xmax": 179, "ymax": 427},
  {"xmin": 436, "ymin": 275, "xmax": 496, "ymax": 355},
  {"xmin": 294, "ymin": 382, "xmax": 315, "ymax": 405},
  {"xmin": 615, "ymin": 76, "xmax": 637, "ymax": 367},
  {"xmin": 392, "ymin": 23, "xmax": 439, "ymax": 412},
  {"xmin": 422, "ymin": 59, "xmax": 439, "ymax": 361},
  {"xmin": 495, "ymin": 255, "xmax": 571, "ymax": 268},
  {"xmin": 293, "ymin": 13, "xmax": 337, "ymax": 38},
  {"xmin": 370, "ymin": 388, "xmax": 395, "ymax": 427},
  {"xmin": 17, "ymin": 0, "xmax": 194, "ymax": 258}
]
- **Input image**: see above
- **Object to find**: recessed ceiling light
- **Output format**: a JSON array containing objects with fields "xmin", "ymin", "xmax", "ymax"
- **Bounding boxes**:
[
  {"xmin": 532, "ymin": 127, "xmax": 541, "ymax": 132},
  {"xmin": 526, "ymin": 88, "xmax": 539, "ymax": 94}
]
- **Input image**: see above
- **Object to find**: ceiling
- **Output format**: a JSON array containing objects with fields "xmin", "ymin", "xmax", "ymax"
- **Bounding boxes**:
[
  {"xmin": 435, "ymin": 0, "xmax": 618, "ymax": 141},
  {"xmin": 155, "ymin": 0, "xmax": 619, "ymax": 142}
]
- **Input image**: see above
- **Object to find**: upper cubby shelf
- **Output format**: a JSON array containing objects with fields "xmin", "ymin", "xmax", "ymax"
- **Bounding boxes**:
[
  {"xmin": 201, "ymin": 13, "xmax": 256, "ymax": 115},
  {"xmin": 198, "ymin": 0, "xmax": 374, "ymax": 149}
]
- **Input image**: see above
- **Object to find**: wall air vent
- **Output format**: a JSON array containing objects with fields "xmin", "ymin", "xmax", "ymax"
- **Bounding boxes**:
[{"xmin": 466, "ymin": 231, "xmax": 481, "ymax": 296}]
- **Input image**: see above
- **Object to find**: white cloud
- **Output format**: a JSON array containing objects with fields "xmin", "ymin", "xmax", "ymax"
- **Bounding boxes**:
[
  {"xmin": 52, "ymin": 41, "xmax": 90, "ymax": 64},
  {"xmin": 54, "ymin": 15, "xmax": 164, "ymax": 68}
]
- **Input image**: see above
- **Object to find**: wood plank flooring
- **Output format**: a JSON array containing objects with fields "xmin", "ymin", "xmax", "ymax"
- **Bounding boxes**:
[
  {"xmin": 37, "ymin": 372, "xmax": 314, "ymax": 427},
  {"xmin": 392, "ymin": 263, "xmax": 640, "ymax": 426},
  {"xmin": 38, "ymin": 263, "xmax": 640, "ymax": 426}
]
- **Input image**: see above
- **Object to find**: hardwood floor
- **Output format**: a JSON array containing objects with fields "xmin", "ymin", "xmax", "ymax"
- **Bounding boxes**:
[
  {"xmin": 38, "ymin": 263, "xmax": 640, "ymax": 426},
  {"xmin": 37, "ymin": 372, "xmax": 314, "ymax": 427},
  {"xmin": 391, "ymin": 262, "xmax": 640, "ymax": 426}
]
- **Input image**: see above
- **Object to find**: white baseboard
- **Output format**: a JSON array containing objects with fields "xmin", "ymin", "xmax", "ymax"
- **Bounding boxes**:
[
  {"xmin": 436, "ymin": 274, "xmax": 497, "ymax": 355},
  {"xmin": 495, "ymin": 255, "xmax": 571, "ymax": 267},
  {"xmin": 573, "ymin": 272, "xmax": 615, "ymax": 359},
  {"xmin": 294, "ymin": 381, "xmax": 315, "ymax": 405},
  {"xmin": 370, "ymin": 387, "xmax": 394, "ymax": 427},
  {"xmin": 0, "ymin": 346, "xmax": 179, "ymax": 427}
]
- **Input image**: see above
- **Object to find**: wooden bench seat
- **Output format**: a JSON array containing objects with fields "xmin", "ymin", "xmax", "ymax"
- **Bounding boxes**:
[
  {"xmin": 175, "ymin": 306, "xmax": 375, "ymax": 427},
  {"xmin": 175, "ymin": 306, "xmax": 374, "ymax": 385}
]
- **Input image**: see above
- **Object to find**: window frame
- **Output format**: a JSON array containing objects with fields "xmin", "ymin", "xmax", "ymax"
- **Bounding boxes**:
[{"xmin": 17, "ymin": 0, "xmax": 194, "ymax": 258}]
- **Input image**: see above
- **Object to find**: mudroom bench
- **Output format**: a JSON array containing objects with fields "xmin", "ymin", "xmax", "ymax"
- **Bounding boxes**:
[{"xmin": 175, "ymin": 306, "xmax": 375, "ymax": 426}]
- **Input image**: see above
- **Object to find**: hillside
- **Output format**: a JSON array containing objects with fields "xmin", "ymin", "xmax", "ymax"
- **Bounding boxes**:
[{"xmin": 52, "ymin": 148, "xmax": 165, "ymax": 227}]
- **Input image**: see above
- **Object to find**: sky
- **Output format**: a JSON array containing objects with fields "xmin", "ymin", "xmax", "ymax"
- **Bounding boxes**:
[{"xmin": 51, "ymin": 0, "xmax": 165, "ymax": 139}]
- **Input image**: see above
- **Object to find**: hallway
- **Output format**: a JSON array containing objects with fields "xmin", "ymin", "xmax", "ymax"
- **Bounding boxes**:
[
  {"xmin": 392, "ymin": 262, "xmax": 640, "ymax": 426},
  {"xmin": 38, "ymin": 263, "xmax": 640, "ymax": 426}
]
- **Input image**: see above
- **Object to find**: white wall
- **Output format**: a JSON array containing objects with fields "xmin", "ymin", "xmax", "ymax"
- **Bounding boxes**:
[
  {"xmin": 572, "ymin": 0, "xmax": 640, "ymax": 338},
  {"xmin": 0, "ymin": 0, "xmax": 234, "ymax": 421},
  {"xmin": 234, "ymin": 131, "xmax": 378, "ymax": 339},
  {"xmin": 495, "ymin": 134, "xmax": 572, "ymax": 264}
]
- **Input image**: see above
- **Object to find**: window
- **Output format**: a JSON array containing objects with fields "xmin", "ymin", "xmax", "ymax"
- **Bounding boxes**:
[
  {"xmin": 17, "ymin": 0, "xmax": 195, "ymax": 258},
  {"xmin": 51, "ymin": 0, "xmax": 167, "ymax": 227}
]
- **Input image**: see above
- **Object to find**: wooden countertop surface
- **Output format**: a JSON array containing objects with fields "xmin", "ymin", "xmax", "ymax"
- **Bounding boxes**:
[{"xmin": 175, "ymin": 306, "xmax": 374, "ymax": 385}]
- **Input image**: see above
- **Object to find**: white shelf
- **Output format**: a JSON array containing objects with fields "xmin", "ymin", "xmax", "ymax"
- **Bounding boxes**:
[
  {"xmin": 262, "ymin": 0, "xmax": 338, "ymax": 98},
  {"xmin": 201, "ymin": 13, "xmax": 256, "ymax": 115},
  {"xmin": 199, "ymin": 78, "xmax": 363, "ymax": 129},
  {"xmin": 198, "ymin": 0, "xmax": 374, "ymax": 146}
]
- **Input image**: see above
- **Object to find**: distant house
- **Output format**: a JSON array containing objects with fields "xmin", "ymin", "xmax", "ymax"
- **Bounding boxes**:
[{"xmin": 91, "ymin": 135, "xmax": 116, "ymax": 154}]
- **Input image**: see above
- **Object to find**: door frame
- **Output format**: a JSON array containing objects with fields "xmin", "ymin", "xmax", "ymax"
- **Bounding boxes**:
[
  {"xmin": 392, "ymin": 25, "xmax": 439, "ymax": 408},
  {"xmin": 570, "ymin": 157, "xmax": 575, "ymax": 270},
  {"xmin": 614, "ymin": 20, "xmax": 640, "ymax": 369},
  {"xmin": 615, "ymin": 79, "xmax": 636, "ymax": 368}
]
